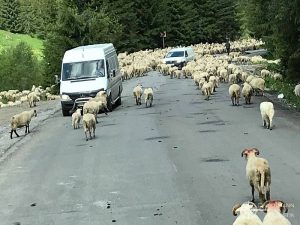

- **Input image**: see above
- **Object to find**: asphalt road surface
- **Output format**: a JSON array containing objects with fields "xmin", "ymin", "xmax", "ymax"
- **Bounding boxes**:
[{"xmin": 0, "ymin": 71, "xmax": 299, "ymax": 225}]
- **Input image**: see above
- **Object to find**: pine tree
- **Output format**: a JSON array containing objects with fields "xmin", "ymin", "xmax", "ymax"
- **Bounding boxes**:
[{"xmin": 0, "ymin": 0, "xmax": 22, "ymax": 33}]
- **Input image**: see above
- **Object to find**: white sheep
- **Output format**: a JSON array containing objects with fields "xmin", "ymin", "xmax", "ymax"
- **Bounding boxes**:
[
  {"xmin": 27, "ymin": 92, "xmax": 39, "ymax": 108},
  {"xmin": 133, "ymin": 84, "xmax": 143, "ymax": 105},
  {"xmin": 294, "ymin": 84, "xmax": 300, "ymax": 97},
  {"xmin": 250, "ymin": 78, "xmax": 265, "ymax": 96},
  {"xmin": 261, "ymin": 200, "xmax": 291, "ymax": 225},
  {"xmin": 10, "ymin": 109, "xmax": 37, "ymax": 139},
  {"xmin": 260, "ymin": 102, "xmax": 274, "ymax": 130},
  {"xmin": 241, "ymin": 148, "xmax": 271, "ymax": 204},
  {"xmin": 232, "ymin": 202, "xmax": 263, "ymax": 225},
  {"xmin": 82, "ymin": 113, "xmax": 96, "ymax": 141},
  {"xmin": 229, "ymin": 84, "xmax": 241, "ymax": 106},
  {"xmin": 242, "ymin": 82, "xmax": 253, "ymax": 104},
  {"xmin": 83, "ymin": 99, "xmax": 106, "ymax": 124},
  {"xmin": 144, "ymin": 87, "xmax": 154, "ymax": 107},
  {"xmin": 71, "ymin": 108, "xmax": 82, "ymax": 129},
  {"xmin": 201, "ymin": 81, "xmax": 212, "ymax": 100}
]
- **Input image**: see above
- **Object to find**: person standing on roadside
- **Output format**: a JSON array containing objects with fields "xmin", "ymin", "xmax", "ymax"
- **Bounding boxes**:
[{"xmin": 225, "ymin": 39, "xmax": 231, "ymax": 55}]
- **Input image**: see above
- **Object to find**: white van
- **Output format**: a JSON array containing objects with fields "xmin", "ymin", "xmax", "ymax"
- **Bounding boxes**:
[
  {"xmin": 59, "ymin": 43, "xmax": 122, "ymax": 116},
  {"xmin": 162, "ymin": 47, "xmax": 195, "ymax": 68}
]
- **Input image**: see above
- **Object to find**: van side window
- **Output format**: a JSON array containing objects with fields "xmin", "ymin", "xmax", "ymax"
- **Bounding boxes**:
[{"xmin": 185, "ymin": 51, "xmax": 188, "ymax": 57}]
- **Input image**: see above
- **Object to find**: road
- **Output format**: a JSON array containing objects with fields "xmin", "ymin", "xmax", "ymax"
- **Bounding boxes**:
[{"xmin": 0, "ymin": 71, "xmax": 299, "ymax": 225}]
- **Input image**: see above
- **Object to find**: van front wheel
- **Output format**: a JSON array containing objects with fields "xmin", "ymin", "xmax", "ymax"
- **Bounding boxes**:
[
  {"xmin": 62, "ymin": 109, "xmax": 69, "ymax": 116},
  {"xmin": 107, "ymin": 95, "xmax": 113, "ymax": 112}
]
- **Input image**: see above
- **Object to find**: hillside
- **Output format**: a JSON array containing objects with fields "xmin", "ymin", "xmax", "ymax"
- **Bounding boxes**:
[{"xmin": 0, "ymin": 30, "xmax": 44, "ymax": 59}]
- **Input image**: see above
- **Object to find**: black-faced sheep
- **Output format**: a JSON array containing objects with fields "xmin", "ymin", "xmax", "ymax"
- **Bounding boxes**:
[
  {"xmin": 260, "ymin": 102, "xmax": 274, "ymax": 130},
  {"xmin": 261, "ymin": 200, "xmax": 291, "ymax": 225},
  {"xmin": 10, "ymin": 109, "xmax": 37, "ymax": 139},
  {"xmin": 229, "ymin": 84, "xmax": 241, "ymax": 106},
  {"xmin": 82, "ymin": 113, "xmax": 96, "ymax": 141},
  {"xmin": 241, "ymin": 148, "xmax": 271, "ymax": 204},
  {"xmin": 232, "ymin": 202, "xmax": 263, "ymax": 225}
]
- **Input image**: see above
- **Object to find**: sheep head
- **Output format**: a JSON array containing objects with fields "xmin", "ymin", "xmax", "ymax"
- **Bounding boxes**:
[
  {"xmin": 232, "ymin": 202, "xmax": 258, "ymax": 216},
  {"xmin": 261, "ymin": 200, "xmax": 288, "ymax": 214},
  {"xmin": 241, "ymin": 148, "xmax": 260, "ymax": 159}
]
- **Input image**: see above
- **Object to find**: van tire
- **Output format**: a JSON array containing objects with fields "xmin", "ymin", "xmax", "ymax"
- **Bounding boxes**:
[
  {"xmin": 62, "ymin": 109, "xmax": 69, "ymax": 116},
  {"xmin": 107, "ymin": 95, "xmax": 113, "ymax": 112},
  {"xmin": 116, "ymin": 89, "xmax": 122, "ymax": 106}
]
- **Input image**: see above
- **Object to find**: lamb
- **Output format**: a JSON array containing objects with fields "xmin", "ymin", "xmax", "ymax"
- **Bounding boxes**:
[
  {"xmin": 229, "ymin": 84, "xmax": 241, "ymax": 106},
  {"xmin": 294, "ymin": 84, "xmax": 300, "ymax": 97},
  {"xmin": 10, "ymin": 109, "xmax": 37, "ymax": 139},
  {"xmin": 241, "ymin": 148, "xmax": 271, "ymax": 204},
  {"xmin": 232, "ymin": 202, "xmax": 263, "ymax": 225},
  {"xmin": 261, "ymin": 200, "xmax": 291, "ymax": 225},
  {"xmin": 242, "ymin": 82, "xmax": 253, "ymax": 104},
  {"xmin": 133, "ymin": 84, "xmax": 143, "ymax": 105},
  {"xmin": 82, "ymin": 113, "xmax": 96, "ymax": 141},
  {"xmin": 250, "ymin": 78, "xmax": 265, "ymax": 96},
  {"xmin": 95, "ymin": 90, "xmax": 110, "ymax": 112},
  {"xmin": 144, "ymin": 87, "xmax": 153, "ymax": 107},
  {"xmin": 27, "ymin": 92, "xmax": 39, "ymax": 108},
  {"xmin": 260, "ymin": 102, "xmax": 274, "ymax": 130},
  {"xmin": 71, "ymin": 108, "xmax": 82, "ymax": 129}
]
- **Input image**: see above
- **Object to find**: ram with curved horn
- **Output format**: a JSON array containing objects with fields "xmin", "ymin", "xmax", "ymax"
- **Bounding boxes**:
[
  {"xmin": 261, "ymin": 200, "xmax": 291, "ymax": 225},
  {"xmin": 232, "ymin": 202, "xmax": 262, "ymax": 225},
  {"xmin": 241, "ymin": 148, "xmax": 271, "ymax": 203}
]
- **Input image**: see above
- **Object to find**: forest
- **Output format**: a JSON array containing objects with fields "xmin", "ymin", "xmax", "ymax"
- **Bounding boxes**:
[{"xmin": 0, "ymin": 0, "xmax": 299, "ymax": 90}]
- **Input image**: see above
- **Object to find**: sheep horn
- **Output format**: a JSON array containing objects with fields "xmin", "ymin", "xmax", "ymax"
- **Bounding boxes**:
[
  {"xmin": 232, "ymin": 203, "xmax": 242, "ymax": 216},
  {"xmin": 241, "ymin": 149, "xmax": 248, "ymax": 157},
  {"xmin": 252, "ymin": 148, "xmax": 260, "ymax": 155},
  {"xmin": 245, "ymin": 201, "xmax": 258, "ymax": 209},
  {"xmin": 279, "ymin": 200, "xmax": 288, "ymax": 213},
  {"xmin": 261, "ymin": 200, "xmax": 270, "ymax": 212}
]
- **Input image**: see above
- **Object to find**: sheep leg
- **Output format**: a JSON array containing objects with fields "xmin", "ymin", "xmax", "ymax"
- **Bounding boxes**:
[
  {"xmin": 89, "ymin": 130, "xmax": 92, "ymax": 140},
  {"xmin": 231, "ymin": 97, "xmax": 234, "ymax": 105},
  {"xmin": 266, "ymin": 189, "xmax": 270, "ymax": 200},
  {"xmin": 10, "ymin": 130, "xmax": 19, "ymax": 139},
  {"xmin": 251, "ymin": 184, "xmax": 255, "ymax": 202},
  {"xmin": 259, "ymin": 192, "xmax": 265, "ymax": 203},
  {"xmin": 26, "ymin": 124, "xmax": 30, "ymax": 133},
  {"xmin": 85, "ymin": 130, "xmax": 89, "ymax": 141}
]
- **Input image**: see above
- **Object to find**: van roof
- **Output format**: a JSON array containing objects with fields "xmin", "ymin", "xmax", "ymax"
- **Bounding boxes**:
[
  {"xmin": 169, "ymin": 47, "xmax": 193, "ymax": 52},
  {"xmin": 63, "ymin": 43, "xmax": 115, "ymax": 63}
]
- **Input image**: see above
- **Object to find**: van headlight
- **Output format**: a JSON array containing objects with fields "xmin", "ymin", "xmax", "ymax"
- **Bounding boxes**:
[{"xmin": 61, "ymin": 94, "xmax": 71, "ymax": 101}]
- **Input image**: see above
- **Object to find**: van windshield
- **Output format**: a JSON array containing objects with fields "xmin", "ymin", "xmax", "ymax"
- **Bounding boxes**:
[
  {"xmin": 62, "ymin": 59, "xmax": 105, "ymax": 81},
  {"xmin": 166, "ymin": 51, "xmax": 184, "ymax": 58}
]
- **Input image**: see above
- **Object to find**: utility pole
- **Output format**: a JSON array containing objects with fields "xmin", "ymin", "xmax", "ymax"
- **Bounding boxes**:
[{"xmin": 160, "ymin": 31, "xmax": 166, "ymax": 48}]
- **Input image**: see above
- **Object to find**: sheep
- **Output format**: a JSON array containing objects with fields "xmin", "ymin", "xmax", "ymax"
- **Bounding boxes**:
[
  {"xmin": 260, "ymin": 102, "xmax": 274, "ymax": 130},
  {"xmin": 201, "ymin": 81, "xmax": 211, "ymax": 100},
  {"xmin": 242, "ymin": 82, "xmax": 253, "ymax": 104},
  {"xmin": 250, "ymin": 78, "xmax": 265, "ymax": 96},
  {"xmin": 27, "ymin": 92, "xmax": 39, "ymax": 108},
  {"xmin": 241, "ymin": 148, "xmax": 271, "ymax": 204},
  {"xmin": 95, "ymin": 90, "xmax": 110, "ymax": 112},
  {"xmin": 144, "ymin": 87, "xmax": 153, "ymax": 107},
  {"xmin": 229, "ymin": 84, "xmax": 241, "ymax": 106},
  {"xmin": 232, "ymin": 202, "xmax": 263, "ymax": 225},
  {"xmin": 133, "ymin": 84, "xmax": 143, "ymax": 105},
  {"xmin": 83, "ymin": 99, "xmax": 106, "ymax": 124},
  {"xmin": 82, "ymin": 113, "xmax": 96, "ymax": 141},
  {"xmin": 261, "ymin": 200, "xmax": 291, "ymax": 225},
  {"xmin": 71, "ymin": 108, "xmax": 82, "ymax": 129},
  {"xmin": 294, "ymin": 84, "xmax": 300, "ymax": 97},
  {"xmin": 10, "ymin": 109, "xmax": 37, "ymax": 139}
]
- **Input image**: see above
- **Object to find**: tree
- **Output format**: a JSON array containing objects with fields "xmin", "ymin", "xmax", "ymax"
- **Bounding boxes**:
[{"xmin": 0, "ymin": 0, "xmax": 22, "ymax": 32}]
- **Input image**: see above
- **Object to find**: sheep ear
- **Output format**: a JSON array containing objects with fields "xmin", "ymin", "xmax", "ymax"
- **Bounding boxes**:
[
  {"xmin": 252, "ymin": 148, "xmax": 260, "ymax": 155},
  {"xmin": 241, "ymin": 149, "xmax": 248, "ymax": 157},
  {"xmin": 232, "ymin": 203, "xmax": 241, "ymax": 216}
]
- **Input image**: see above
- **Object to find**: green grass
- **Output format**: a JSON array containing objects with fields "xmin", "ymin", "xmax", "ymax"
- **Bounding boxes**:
[{"xmin": 0, "ymin": 30, "xmax": 44, "ymax": 59}]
